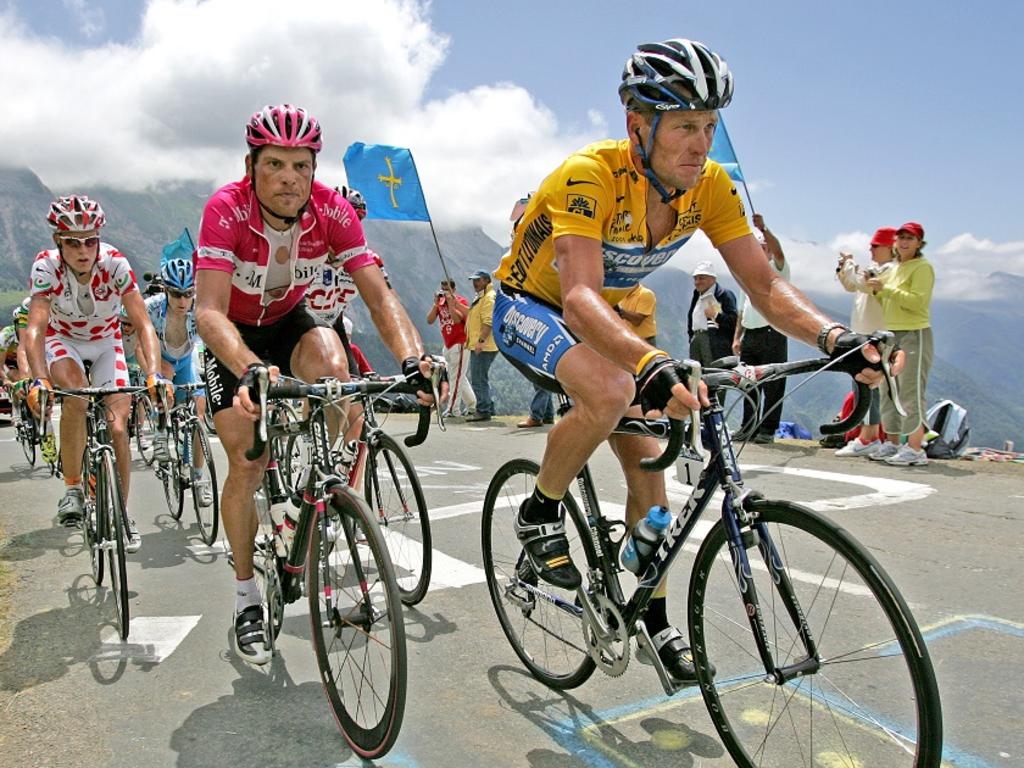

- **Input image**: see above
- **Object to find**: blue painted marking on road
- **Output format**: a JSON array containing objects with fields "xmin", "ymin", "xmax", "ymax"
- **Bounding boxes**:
[{"xmin": 540, "ymin": 615, "xmax": 1024, "ymax": 767}]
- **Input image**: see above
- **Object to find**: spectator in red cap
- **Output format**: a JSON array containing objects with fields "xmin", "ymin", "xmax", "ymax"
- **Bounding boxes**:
[
  {"xmin": 832, "ymin": 226, "xmax": 898, "ymax": 456},
  {"xmin": 865, "ymin": 221, "xmax": 934, "ymax": 466}
]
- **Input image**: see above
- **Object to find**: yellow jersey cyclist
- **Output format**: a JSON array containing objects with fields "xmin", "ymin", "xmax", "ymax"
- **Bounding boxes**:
[
  {"xmin": 25, "ymin": 195, "xmax": 173, "ymax": 540},
  {"xmin": 493, "ymin": 38, "xmax": 894, "ymax": 685}
]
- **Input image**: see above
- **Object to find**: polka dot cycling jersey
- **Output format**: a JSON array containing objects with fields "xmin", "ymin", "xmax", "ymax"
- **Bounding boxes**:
[{"xmin": 30, "ymin": 243, "xmax": 139, "ymax": 341}]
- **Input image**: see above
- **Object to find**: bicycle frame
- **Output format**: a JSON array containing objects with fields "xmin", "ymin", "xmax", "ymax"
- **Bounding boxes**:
[{"xmin": 554, "ymin": 395, "xmax": 824, "ymax": 693}]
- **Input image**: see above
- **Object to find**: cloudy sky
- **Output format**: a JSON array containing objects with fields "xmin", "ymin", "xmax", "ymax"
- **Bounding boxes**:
[{"xmin": 1, "ymin": 0, "xmax": 1020, "ymax": 299}]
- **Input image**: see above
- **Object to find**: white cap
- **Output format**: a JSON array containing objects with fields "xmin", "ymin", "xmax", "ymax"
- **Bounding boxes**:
[{"xmin": 692, "ymin": 260, "xmax": 717, "ymax": 278}]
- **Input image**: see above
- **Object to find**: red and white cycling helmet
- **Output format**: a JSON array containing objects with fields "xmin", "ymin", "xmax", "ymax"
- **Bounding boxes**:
[
  {"xmin": 245, "ymin": 104, "xmax": 322, "ymax": 153},
  {"xmin": 47, "ymin": 195, "xmax": 106, "ymax": 232}
]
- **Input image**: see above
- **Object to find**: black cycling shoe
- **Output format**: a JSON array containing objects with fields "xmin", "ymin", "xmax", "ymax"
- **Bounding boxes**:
[
  {"xmin": 639, "ymin": 627, "xmax": 714, "ymax": 685},
  {"xmin": 513, "ymin": 504, "xmax": 581, "ymax": 591}
]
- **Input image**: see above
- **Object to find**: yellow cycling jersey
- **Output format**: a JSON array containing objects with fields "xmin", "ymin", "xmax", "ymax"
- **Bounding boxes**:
[{"xmin": 495, "ymin": 139, "xmax": 751, "ymax": 307}]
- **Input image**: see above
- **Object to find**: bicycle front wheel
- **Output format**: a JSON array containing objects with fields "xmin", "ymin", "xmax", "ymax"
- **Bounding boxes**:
[
  {"xmin": 190, "ymin": 421, "xmax": 220, "ymax": 545},
  {"xmin": 308, "ymin": 485, "xmax": 407, "ymax": 760},
  {"xmin": 688, "ymin": 500, "xmax": 943, "ymax": 768},
  {"xmin": 82, "ymin": 449, "xmax": 104, "ymax": 585},
  {"xmin": 481, "ymin": 458, "xmax": 597, "ymax": 690},
  {"xmin": 98, "ymin": 451, "xmax": 130, "ymax": 640},
  {"xmin": 364, "ymin": 433, "xmax": 431, "ymax": 606},
  {"xmin": 17, "ymin": 415, "xmax": 36, "ymax": 466}
]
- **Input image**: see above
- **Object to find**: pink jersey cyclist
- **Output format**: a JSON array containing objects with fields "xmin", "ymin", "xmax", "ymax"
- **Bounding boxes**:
[
  {"xmin": 30, "ymin": 243, "xmax": 137, "ymax": 387},
  {"xmin": 196, "ymin": 176, "xmax": 375, "ymax": 326}
]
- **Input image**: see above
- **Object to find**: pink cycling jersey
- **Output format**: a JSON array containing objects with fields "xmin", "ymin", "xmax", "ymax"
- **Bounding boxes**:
[
  {"xmin": 30, "ymin": 243, "xmax": 138, "ymax": 341},
  {"xmin": 196, "ymin": 177, "xmax": 376, "ymax": 326}
]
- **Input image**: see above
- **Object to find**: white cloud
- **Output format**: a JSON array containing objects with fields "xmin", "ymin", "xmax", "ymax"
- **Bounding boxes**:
[{"xmin": 0, "ymin": 0, "xmax": 604, "ymax": 240}]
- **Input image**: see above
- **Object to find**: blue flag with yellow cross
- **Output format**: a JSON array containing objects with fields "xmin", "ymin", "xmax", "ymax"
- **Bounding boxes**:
[{"xmin": 342, "ymin": 143, "xmax": 431, "ymax": 222}]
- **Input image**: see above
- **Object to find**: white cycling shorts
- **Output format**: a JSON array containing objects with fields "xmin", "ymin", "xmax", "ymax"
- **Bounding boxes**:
[{"xmin": 45, "ymin": 334, "xmax": 129, "ymax": 388}]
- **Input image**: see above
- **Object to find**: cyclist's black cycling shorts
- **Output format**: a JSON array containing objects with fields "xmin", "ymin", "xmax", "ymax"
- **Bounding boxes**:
[{"xmin": 203, "ymin": 299, "xmax": 330, "ymax": 415}]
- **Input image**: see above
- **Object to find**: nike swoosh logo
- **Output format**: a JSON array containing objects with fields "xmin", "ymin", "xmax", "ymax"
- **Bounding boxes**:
[{"xmin": 566, "ymin": 178, "xmax": 596, "ymax": 186}]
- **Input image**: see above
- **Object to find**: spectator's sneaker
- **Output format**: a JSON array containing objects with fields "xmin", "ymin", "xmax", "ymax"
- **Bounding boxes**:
[
  {"xmin": 125, "ymin": 519, "xmax": 142, "ymax": 553},
  {"xmin": 57, "ymin": 488, "xmax": 85, "ymax": 527},
  {"xmin": 195, "ymin": 479, "xmax": 214, "ymax": 507},
  {"xmin": 152, "ymin": 432, "xmax": 172, "ymax": 463},
  {"xmin": 636, "ymin": 627, "xmax": 711, "ymax": 685},
  {"xmin": 835, "ymin": 438, "xmax": 880, "ymax": 457},
  {"xmin": 868, "ymin": 442, "xmax": 900, "ymax": 461},
  {"xmin": 885, "ymin": 445, "xmax": 929, "ymax": 466},
  {"xmin": 41, "ymin": 433, "xmax": 58, "ymax": 464}
]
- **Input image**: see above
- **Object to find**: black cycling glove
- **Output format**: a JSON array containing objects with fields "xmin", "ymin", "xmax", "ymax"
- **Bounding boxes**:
[
  {"xmin": 236, "ymin": 362, "xmax": 269, "ymax": 398},
  {"xmin": 828, "ymin": 331, "xmax": 886, "ymax": 376},
  {"xmin": 402, "ymin": 354, "xmax": 447, "ymax": 392},
  {"xmin": 635, "ymin": 355, "xmax": 684, "ymax": 414}
]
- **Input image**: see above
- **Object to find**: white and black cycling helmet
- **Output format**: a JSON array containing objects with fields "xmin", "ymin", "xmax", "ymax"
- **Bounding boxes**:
[{"xmin": 619, "ymin": 39, "xmax": 733, "ymax": 113}]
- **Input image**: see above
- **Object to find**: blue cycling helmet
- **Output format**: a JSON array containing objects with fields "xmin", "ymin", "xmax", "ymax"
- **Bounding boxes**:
[{"xmin": 161, "ymin": 257, "xmax": 194, "ymax": 291}]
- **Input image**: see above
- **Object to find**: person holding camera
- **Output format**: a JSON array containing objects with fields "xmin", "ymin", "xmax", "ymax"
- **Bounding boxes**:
[
  {"xmin": 833, "ymin": 225, "xmax": 898, "ymax": 456},
  {"xmin": 427, "ymin": 278, "xmax": 476, "ymax": 418}
]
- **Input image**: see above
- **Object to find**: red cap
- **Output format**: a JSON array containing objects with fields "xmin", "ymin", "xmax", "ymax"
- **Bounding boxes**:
[
  {"xmin": 870, "ymin": 226, "xmax": 897, "ymax": 247},
  {"xmin": 896, "ymin": 221, "xmax": 924, "ymax": 239}
]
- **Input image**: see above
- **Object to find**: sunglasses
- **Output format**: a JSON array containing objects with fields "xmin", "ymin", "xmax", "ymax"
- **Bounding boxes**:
[
  {"xmin": 167, "ymin": 289, "xmax": 195, "ymax": 299},
  {"xmin": 60, "ymin": 236, "xmax": 100, "ymax": 248}
]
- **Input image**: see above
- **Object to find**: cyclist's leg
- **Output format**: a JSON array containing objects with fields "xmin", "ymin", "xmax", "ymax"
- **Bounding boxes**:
[
  {"xmin": 47, "ymin": 339, "xmax": 89, "ymax": 523},
  {"xmin": 289, "ymin": 312, "xmax": 351, "ymax": 443},
  {"xmin": 494, "ymin": 291, "xmax": 632, "ymax": 589},
  {"xmin": 331, "ymin": 316, "xmax": 364, "ymax": 455}
]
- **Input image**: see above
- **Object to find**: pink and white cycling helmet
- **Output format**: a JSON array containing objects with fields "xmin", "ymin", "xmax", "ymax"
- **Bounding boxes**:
[
  {"xmin": 47, "ymin": 195, "xmax": 106, "ymax": 232},
  {"xmin": 245, "ymin": 104, "xmax": 322, "ymax": 153}
]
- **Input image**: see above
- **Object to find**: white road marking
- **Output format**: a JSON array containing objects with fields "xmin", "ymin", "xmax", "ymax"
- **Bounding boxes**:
[{"xmin": 92, "ymin": 615, "xmax": 201, "ymax": 662}]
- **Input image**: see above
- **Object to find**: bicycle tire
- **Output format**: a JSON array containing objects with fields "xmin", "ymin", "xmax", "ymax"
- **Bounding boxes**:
[
  {"xmin": 190, "ymin": 420, "xmax": 220, "ymax": 545},
  {"xmin": 82, "ymin": 448, "xmax": 104, "ymax": 585},
  {"xmin": 481, "ymin": 458, "xmax": 597, "ymax": 690},
  {"xmin": 308, "ymin": 484, "xmax": 407, "ymax": 759},
  {"xmin": 363, "ymin": 433, "xmax": 432, "ymax": 606},
  {"xmin": 135, "ymin": 394, "xmax": 158, "ymax": 466},
  {"xmin": 282, "ymin": 433, "xmax": 305, "ymax": 495},
  {"xmin": 160, "ymin": 417, "xmax": 185, "ymax": 520},
  {"xmin": 688, "ymin": 499, "xmax": 943, "ymax": 768},
  {"xmin": 98, "ymin": 451, "xmax": 130, "ymax": 640},
  {"xmin": 17, "ymin": 413, "xmax": 36, "ymax": 466},
  {"xmin": 252, "ymin": 481, "xmax": 284, "ymax": 645}
]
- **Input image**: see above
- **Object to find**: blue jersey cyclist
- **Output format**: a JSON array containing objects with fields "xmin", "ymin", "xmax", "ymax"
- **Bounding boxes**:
[
  {"xmin": 146, "ymin": 257, "xmax": 213, "ymax": 507},
  {"xmin": 492, "ymin": 38, "xmax": 894, "ymax": 686}
]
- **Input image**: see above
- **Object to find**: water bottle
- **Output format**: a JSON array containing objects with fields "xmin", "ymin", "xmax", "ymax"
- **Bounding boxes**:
[
  {"xmin": 268, "ymin": 499, "xmax": 299, "ymax": 558},
  {"xmin": 621, "ymin": 505, "xmax": 672, "ymax": 574}
]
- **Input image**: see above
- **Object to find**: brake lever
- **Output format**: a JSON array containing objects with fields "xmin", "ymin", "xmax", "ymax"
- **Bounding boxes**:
[
  {"xmin": 872, "ymin": 332, "xmax": 906, "ymax": 418},
  {"xmin": 429, "ymin": 355, "xmax": 447, "ymax": 433},
  {"xmin": 682, "ymin": 358, "xmax": 705, "ymax": 456},
  {"xmin": 255, "ymin": 367, "xmax": 270, "ymax": 445}
]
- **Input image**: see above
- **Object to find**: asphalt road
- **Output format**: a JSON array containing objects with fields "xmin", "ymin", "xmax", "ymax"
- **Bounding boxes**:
[{"xmin": 0, "ymin": 414, "xmax": 1021, "ymax": 768}]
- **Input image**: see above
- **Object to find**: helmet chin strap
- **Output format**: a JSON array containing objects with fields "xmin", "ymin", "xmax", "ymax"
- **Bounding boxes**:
[{"xmin": 635, "ymin": 114, "xmax": 685, "ymax": 204}]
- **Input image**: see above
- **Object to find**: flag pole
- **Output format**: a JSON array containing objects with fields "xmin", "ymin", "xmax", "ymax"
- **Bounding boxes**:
[
  {"xmin": 407, "ymin": 153, "xmax": 454, "ymax": 287},
  {"xmin": 717, "ymin": 120, "xmax": 756, "ymax": 218}
]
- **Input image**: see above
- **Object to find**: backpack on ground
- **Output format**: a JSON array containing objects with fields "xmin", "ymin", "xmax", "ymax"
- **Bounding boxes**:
[{"xmin": 925, "ymin": 400, "xmax": 970, "ymax": 459}]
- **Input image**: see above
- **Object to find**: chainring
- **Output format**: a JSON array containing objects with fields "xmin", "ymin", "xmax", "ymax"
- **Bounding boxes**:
[{"xmin": 581, "ymin": 593, "xmax": 630, "ymax": 677}]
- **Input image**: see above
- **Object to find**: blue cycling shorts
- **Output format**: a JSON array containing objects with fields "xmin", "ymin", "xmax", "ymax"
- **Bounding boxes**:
[
  {"xmin": 163, "ymin": 350, "xmax": 205, "ymax": 403},
  {"xmin": 493, "ymin": 287, "xmax": 579, "ymax": 392}
]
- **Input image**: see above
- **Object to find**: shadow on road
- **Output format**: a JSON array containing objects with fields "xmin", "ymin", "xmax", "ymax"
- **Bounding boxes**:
[{"xmin": 487, "ymin": 664, "xmax": 724, "ymax": 768}]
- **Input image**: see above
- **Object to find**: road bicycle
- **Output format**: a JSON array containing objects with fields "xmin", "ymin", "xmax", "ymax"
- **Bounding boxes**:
[
  {"xmin": 281, "ymin": 375, "xmax": 432, "ymax": 606},
  {"xmin": 153, "ymin": 382, "xmax": 220, "ymax": 545},
  {"xmin": 127, "ymin": 388, "xmax": 158, "ymax": 466},
  {"xmin": 54, "ymin": 385, "xmax": 147, "ymax": 641},
  {"xmin": 481, "ymin": 336, "xmax": 943, "ymax": 767},
  {"xmin": 240, "ymin": 370, "xmax": 441, "ymax": 759},
  {"xmin": 12, "ymin": 387, "xmax": 59, "ymax": 475}
]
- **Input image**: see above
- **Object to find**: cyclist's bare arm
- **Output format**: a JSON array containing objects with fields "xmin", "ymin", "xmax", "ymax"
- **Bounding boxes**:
[
  {"xmin": 122, "ymin": 290, "xmax": 162, "ymax": 378},
  {"xmin": 24, "ymin": 296, "xmax": 51, "ymax": 380},
  {"xmin": 556, "ymin": 234, "xmax": 700, "ymax": 416},
  {"xmin": 349, "ymin": 264, "xmax": 443, "ymax": 405},
  {"xmin": 719, "ymin": 234, "xmax": 888, "ymax": 384}
]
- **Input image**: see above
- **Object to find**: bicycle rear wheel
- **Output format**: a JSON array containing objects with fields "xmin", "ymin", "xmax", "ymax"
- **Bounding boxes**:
[
  {"xmin": 364, "ymin": 433, "xmax": 431, "ymax": 606},
  {"xmin": 481, "ymin": 458, "xmax": 597, "ymax": 689},
  {"xmin": 134, "ymin": 394, "xmax": 157, "ymax": 466},
  {"xmin": 98, "ymin": 451, "xmax": 130, "ymax": 640},
  {"xmin": 308, "ymin": 485, "xmax": 407, "ymax": 759},
  {"xmin": 82, "ymin": 449, "xmax": 104, "ymax": 585},
  {"xmin": 189, "ymin": 421, "xmax": 220, "ymax": 545},
  {"xmin": 688, "ymin": 500, "xmax": 943, "ymax": 768}
]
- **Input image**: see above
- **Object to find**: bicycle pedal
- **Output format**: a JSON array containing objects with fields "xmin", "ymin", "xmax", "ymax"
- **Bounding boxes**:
[{"xmin": 635, "ymin": 620, "xmax": 687, "ymax": 697}]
